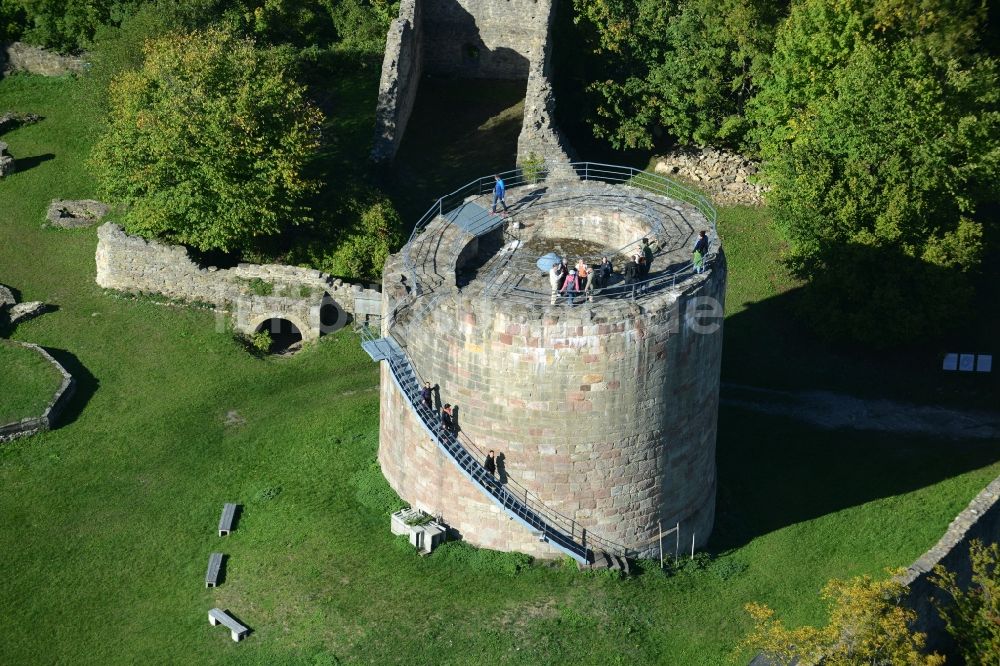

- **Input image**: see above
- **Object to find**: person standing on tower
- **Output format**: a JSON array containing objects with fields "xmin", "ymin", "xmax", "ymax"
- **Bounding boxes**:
[
  {"xmin": 693, "ymin": 230, "xmax": 709, "ymax": 274},
  {"xmin": 491, "ymin": 174, "xmax": 509, "ymax": 216}
]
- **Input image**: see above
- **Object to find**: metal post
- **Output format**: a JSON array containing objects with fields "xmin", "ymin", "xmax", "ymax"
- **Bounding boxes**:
[
  {"xmin": 675, "ymin": 522, "xmax": 680, "ymax": 561},
  {"xmin": 690, "ymin": 532, "xmax": 695, "ymax": 560},
  {"xmin": 658, "ymin": 520, "xmax": 664, "ymax": 570}
]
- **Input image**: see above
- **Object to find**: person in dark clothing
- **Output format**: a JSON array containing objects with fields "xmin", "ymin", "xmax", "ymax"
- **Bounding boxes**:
[
  {"xmin": 595, "ymin": 256, "xmax": 613, "ymax": 289},
  {"xmin": 623, "ymin": 255, "xmax": 639, "ymax": 295},
  {"xmin": 420, "ymin": 381, "xmax": 432, "ymax": 412},
  {"xmin": 641, "ymin": 238, "xmax": 654, "ymax": 276},
  {"xmin": 485, "ymin": 450, "xmax": 497, "ymax": 479},
  {"xmin": 693, "ymin": 230, "xmax": 710, "ymax": 273},
  {"xmin": 440, "ymin": 403, "xmax": 456, "ymax": 435}
]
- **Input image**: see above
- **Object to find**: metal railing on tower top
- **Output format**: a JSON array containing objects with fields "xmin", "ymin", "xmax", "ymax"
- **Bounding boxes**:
[{"xmin": 398, "ymin": 162, "xmax": 719, "ymax": 308}]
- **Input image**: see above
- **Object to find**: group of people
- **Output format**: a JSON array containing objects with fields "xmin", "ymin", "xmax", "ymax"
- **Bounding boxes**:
[
  {"xmin": 420, "ymin": 381, "xmax": 458, "ymax": 435},
  {"xmin": 548, "ymin": 237, "xmax": 658, "ymax": 304},
  {"xmin": 419, "ymin": 381, "xmax": 505, "ymax": 493}
]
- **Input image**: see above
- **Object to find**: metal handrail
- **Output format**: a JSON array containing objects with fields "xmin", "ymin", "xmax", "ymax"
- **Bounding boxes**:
[
  {"xmin": 359, "ymin": 323, "xmax": 631, "ymax": 562},
  {"xmin": 398, "ymin": 162, "xmax": 718, "ymax": 308}
]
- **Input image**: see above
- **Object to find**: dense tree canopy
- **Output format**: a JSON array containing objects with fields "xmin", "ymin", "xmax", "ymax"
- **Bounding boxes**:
[
  {"xmin": 750, "ymin": 0, "xmax": 1000, "ymax": 344},
  {"xmin": 572, "ymin": 0, "xmax": 779, "ymax": 149},
  {"xmin": 90, "ymin": 28, "xmax": 323, "ymax": 253}
]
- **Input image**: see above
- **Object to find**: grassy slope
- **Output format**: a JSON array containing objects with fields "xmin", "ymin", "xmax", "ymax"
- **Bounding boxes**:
[
  {"xmin": 1, "ymin": 74, "xmax": 999, "ymax": 664},
  {"xmin": 0, "ymin": 339, "xmax": 62, "ymax": 423}
]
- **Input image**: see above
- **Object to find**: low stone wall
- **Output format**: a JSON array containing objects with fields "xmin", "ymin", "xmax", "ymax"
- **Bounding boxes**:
[
  {"xmin": 515, "ymin": 0, "xmax": 575, "ymax": 178},
  {"xmin": 371, "ymin": 0, "xmax": 422, "ymax": 163},
  {"xmin": 1, "ymin": 42, "xmax": 86, "ymax": 77},
  {"xmin": 653, "ymin": 148, "xmax": 766, "ymax": 207},
  {"xmin": 898, "ymin": 474, "xmax": 1000, "ymax": 656},
  {"xmin": 0, "ymin": 342, "xmax": 75, "ymax": 442},
  {"xmin": 95, "ymin": 223, "xmax": 381, "ymax": 340}
]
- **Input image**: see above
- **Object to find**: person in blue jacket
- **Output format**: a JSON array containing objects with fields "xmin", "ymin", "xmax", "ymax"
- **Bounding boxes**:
[{"xmin": 491, "ymin": 174, "xmax": 509, "ymax": 215}]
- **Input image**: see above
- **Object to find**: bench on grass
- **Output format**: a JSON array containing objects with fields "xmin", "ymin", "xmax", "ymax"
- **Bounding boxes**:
[
  {"xmin": 208, "ymin": 608, "xmax": 249, "ymax": 642},
  {"xmin": 205, "ymin": 553, "xmax": 223, "ymax": 588},
  {"xmin": 218, "ymin": 503, "xmax": 238, "ymax": 536}
]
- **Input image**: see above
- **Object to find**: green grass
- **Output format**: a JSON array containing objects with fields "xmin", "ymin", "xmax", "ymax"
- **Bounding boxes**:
[
  {"xmin": 2, "ymin": 73, "xmax": 999, "ymax": 665},
  {"xmin": 0, "ymin": 339, "xmax": 62, "ymax": 423}
]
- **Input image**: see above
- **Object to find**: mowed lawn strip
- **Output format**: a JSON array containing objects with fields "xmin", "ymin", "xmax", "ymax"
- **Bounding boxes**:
[{"xmin": 1, "ymin": 74, "xmax": 998, "ymax": 665}]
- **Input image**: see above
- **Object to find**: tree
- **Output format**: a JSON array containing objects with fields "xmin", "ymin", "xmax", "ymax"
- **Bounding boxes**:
[
  {"xmin": 287, "ymin": 191, "xmax": 402, "ymax": 281},
  {"xmin": 931, "ymin": 539, "xmax": 1000, "ymax": 664},
  {"xmin": 571, "ymin": 0, "xmax": 778, "ymax": 149},
  {"xmin": 747, "ymin": 0, "xmax": 1000, "ymax": 345},
  {"xmin": 742, "ymin": 573, "xmax": 945, "ymax": 665},
  {"xmin": 90, "ymin": 28, "xmax": 323, "ymax": 253}
]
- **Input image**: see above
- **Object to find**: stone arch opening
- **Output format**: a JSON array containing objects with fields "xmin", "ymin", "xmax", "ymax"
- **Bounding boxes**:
[
  {"xmin": 255, "ymin": 318, "xmax": 303, "ymax": 354},
  {"xmin": 319, "ymin": 293, "xmax": 341, "ymax": 331}
]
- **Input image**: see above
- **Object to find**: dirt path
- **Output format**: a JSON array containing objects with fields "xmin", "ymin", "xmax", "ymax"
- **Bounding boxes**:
[{"xmin": 721, "ymin": 383, "xmax": 1000, "ymax": 440}]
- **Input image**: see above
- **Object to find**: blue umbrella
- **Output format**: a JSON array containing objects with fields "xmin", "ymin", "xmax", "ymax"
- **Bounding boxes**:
[{"xmin": 536, "ymin": 252, "xmax": 561, "ymax": 273}]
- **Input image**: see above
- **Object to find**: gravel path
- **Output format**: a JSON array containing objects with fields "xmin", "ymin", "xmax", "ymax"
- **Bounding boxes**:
[{"xmin": 722, "ymin": 383, "xmax": 1000, "ymax": 440}]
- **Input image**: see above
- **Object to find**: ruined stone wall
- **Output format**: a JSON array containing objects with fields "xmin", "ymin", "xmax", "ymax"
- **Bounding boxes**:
[
  {"xmin": 94, "ymin": 223, "xmax": 381, "ymax": 339},
  {"xmin": 379, "ymin": 258, "xmax": 727, "ymax": 558},
  {"xmin": 515, "ymin": 0, "xmax": 575, "ymax": 175},
  {"xmin": 372, "ymin": 0, "xmax": 575, "ymax": 169},
  {"xmin": 371, "ymin": 0, "xmax": 423, "ymax": 162},
  {"xmin": 899, "ymin": 474, "xmax": 1000, "ymax": 656},
  {"xmin": 1, "ymin": 42, "xmax": 86, "ymax": 77},
  {"xmin": 421, "ymin": 0, "xmax": 546, "ymax": 79}
]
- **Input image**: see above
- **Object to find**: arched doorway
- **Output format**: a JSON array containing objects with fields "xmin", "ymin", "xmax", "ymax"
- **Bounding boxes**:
[{"xmin": 255, "ymin": 318, "xmax": 303, "ymax": 354}]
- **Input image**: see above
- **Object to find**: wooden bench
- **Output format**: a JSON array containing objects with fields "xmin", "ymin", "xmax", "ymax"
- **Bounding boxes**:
[
  {"xmin": 208, "ymin": 608, "xmax": 249, "ymax": 642},
  {"xmin": 205, "ymin": 552, "xmax": 223, "ymax": 588},
  {"xmin": 218, "ymin": 503, "xmax": 238, "ymax": 536}
]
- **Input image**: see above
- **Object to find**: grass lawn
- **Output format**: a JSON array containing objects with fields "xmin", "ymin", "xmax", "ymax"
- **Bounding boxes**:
[
  {"xmin": 2, "ymin": 73, "xmax": 999, "ymax": 665},
  {"xmin": 0, "ymin": 339, "xmax": 62, "ymax": 424}
]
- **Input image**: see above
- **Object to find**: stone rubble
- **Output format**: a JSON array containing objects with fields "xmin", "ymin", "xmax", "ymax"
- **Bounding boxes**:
[
  {"xmin": 9, "ymin": 301, "xmax": 47, "ymax": 325},
  {"xmin": 0, "ymin": 141, "xmax": 14, "ymax": 178},
  {"xmin": 653, "ymin": 147, "xmax": 767, "ymax": 207}
]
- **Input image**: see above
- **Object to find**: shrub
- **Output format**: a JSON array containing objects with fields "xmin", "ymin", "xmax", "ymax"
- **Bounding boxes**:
[
  {"xmin": 90, "ymin": 27, "xmax": 323, "ymax": 254},
  {"xmin": 249, "ymin": 329, "xmax": 272, "ymax": 353}
]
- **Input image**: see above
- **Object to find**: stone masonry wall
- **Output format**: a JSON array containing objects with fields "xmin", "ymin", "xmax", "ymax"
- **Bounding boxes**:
[
  {"xmin": 95, "ymin": 223, "xmax": 381, "ymax": 339},
  {"xmin": 515, "ymin": 0, "xmax": 575, "ymax": 176},
  {"xmin": 0, "ymin": 342, "xmax": 75, "ymax": 442},
  {"xmin": 372, "ymin": 0, "xmax": 575, "ymax": 170},
  {"xmin": 371, "ymin": 0, "xmax": 423, "ymax": 162},
  {"xmin": 421, "ymin": 0, "xmax": 546, "ymax": 79},
  {"xmin": 1, "ymin": 42, "xmax": 86, "ymax": 77},
  {"xmin": 380, "ymin": 256, "xmax": 727, "ymax": 558},
  {"xmin": 899, "ymin": 474, "xmax": 1000, "ymax": 656}
]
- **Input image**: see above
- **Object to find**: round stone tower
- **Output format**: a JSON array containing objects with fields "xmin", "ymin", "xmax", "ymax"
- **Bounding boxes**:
[{"xmin": 377, "ymin": 171, "xmax": 726, "ymax": 560}]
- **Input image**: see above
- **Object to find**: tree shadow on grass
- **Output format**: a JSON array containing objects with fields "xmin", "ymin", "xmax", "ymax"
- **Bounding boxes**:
[
  {"xmin": 11, "ymin": 153, "xmax": 55, "ymax": 173},
  {"xmin": 709, "ymin": 404, "xmax": 1000, "ymax": 553},
  {"xmin": 44, "ymin": 347, "xmax": 97, "ymax": 429}
]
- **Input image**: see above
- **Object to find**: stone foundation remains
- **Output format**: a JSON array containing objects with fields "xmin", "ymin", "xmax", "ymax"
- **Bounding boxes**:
[
  {"xmin": 0, "ymin": 342, "xmax": 75, "ymax": 442},
  {"xmin": 46, "ymin": 199, "xmax": 110, "ymax": 229},
  {"xmin": 94, "ymin": 223, "xmax": 381, "ymax": 341}
]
